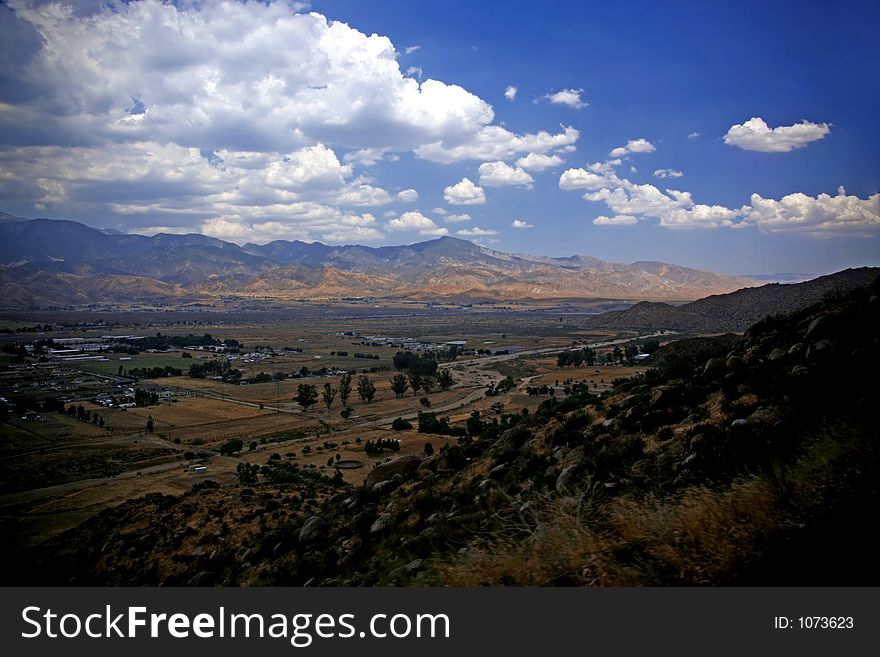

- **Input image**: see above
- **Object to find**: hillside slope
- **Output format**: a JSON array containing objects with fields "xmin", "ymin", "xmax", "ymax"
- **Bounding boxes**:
[{"xmin": 584, "ymin": 267, "xmax": 880, "ymax": 333}]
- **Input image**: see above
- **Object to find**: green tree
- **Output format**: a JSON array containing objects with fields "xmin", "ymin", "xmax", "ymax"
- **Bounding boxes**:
[
  {"xmin": 322, "ymin": 382, "xmax": 337, "ymax": 413},
  {"xmin": 357, "ymin": 375, "xmax": 376, "ymax": 403},
  {"xmin": 390, "ymin": 373, "xmax": 409, "ymax": 398},
  {"xmin": 145, "ymin": 415, "xmax": 154, "ymax": 433},
  {"xmin": 338, "ymin": 372, "xmax": 353, "ymax": 407},
  {"xmin": 641, "ymin": 338, "xmax": 661, "ymax": 355},
  {"xmin": 624, "ymin": 345, "xmax": 639, "ymax": 364},
  {"xmin": 466, "ymin": 410, "xmax": 483, "ymax": 436},
  {"xmin": 437, "ymin": 369, "xmax": 454, "ymax": 390},
  {"xmin": 236, "ymin": 462, "xmax": 258, "ymax": 484},
  {"xmin": 295, "ymin": 383, "xmax": 318, "ymax": 411},
  {"xmin": 408, "ymin": 373, "xmax": 423, "ymax": 396},
  {"xmin": 220, "ymin": 438, "xmax": 244, "ymax": 456}
]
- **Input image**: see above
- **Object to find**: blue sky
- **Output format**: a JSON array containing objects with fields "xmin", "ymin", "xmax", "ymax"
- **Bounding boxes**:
[{"xmin": 0, "ymin": 0, "xmax": 878, "ymax": 275}]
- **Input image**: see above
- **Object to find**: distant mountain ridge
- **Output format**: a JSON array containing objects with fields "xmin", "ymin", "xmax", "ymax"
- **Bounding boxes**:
[
  {"xmin": 0, "ymin": 214, "xmax": 762, "ymax": 306},
  {"xmin": 583, "ymin": 267, "xmax": 880, "ymax": 333}
]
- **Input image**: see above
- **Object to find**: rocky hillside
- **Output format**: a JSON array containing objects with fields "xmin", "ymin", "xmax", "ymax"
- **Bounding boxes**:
[
  {"xmin": 14, "ymin": 275, "xmax": 880, "ymax": 586},
  {"xmin": 585, "ymin": 267, "xmax": 880, "ymax": 333}
]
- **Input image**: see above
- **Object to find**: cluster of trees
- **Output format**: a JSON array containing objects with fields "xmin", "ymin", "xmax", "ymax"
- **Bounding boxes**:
[
  {"xmin": 294, "ymin": 373, "xmax": 375, "ymax": 413},
  {"xmin": 390, "ymin": 370, "xmax": 453, "ymax": 399},
  {"xmin": 485, "ymin": 376, "xmax": 516, "ymax": 396},
  {"xmin": 557, "ymin": 340, "xmax": 661, "ymax": 368},
  {"xmin": 363, "ymin": 438, "xmax": 400, "ymax": 455},
  {"xmin": 133, "ymin": 389, "xmax": 159, "ymax": 407},
  {"xmin": 292, "ymin": 368, "xmax": 452, "ymax": 413},
  {"xmin": 524, "ymin": 384, "xmax": 555, "ymax": 396},
  {"xmin": 392, "ymin": 351, "xmax": 439, "ymax": 377},
  {"xmin": 219, "ymin": 438, "xmax": 244, "ymax": 456},
  {"xmin": 119, "ymin": 333, "xmax": 242, "ymax": 352},
  {"xmin": 556, "ymin": 346, "xmax": 597, "ymax": 368},
  {"xmin": 187, "ymin": 359, "xmax": 242, "ymax": 382},
  {"xmin": 64, "ymin": 404, "xmax": 105, "ymax": 427},
  {"xmin": 126, "ymin": 365, "xmax": 182, "ymax": 378},
  {"xmin": 245, "ymin": 371, "xmax": 288, "ymax": 384},
  {"xmin": 417, "ymin": 411, "xmax": 454, "ymax": 435}
]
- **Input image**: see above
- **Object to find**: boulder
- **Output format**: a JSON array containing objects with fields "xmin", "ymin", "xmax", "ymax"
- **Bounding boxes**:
[
  {"xmin": 365, "ymin": 455, "xmax": 422, "ymax": 489},
  {"xmin": 370, "ymin": 513, "xmax": 394, "ymax": 534},
  {"xmin": 804, "ymin": 315, "xmax": 833, "ymax": 341},
  {"xmin": 768, "ymin": 348, "xmax": 787, "ymax": 362},
  {"xmin": 788, "ymin": 343, "xmax": 806, "ymax": 358},
  {"xmin": 298, "ymin": 515, "xmax": 327, "ymax": 544},
  {"xmin": 746, "ymin": 408, "xmax": 774, "ymax": 425},
  {"xmin": 389, "ymin": 559, "xmax": 423, "ymax": 583},
  {"xmin": 371, "ymin": 478, "xmax": 400, "ymax": 496},
  {"xmin": 418, "ymin": 454, "xmax": 440, "ymax": 472},
  {"xmin": 807, "ymin": 339, "xmax": 836, "ymax": 360},
  {"xmin": 702, "ymin": 358, "xmax": 725, "ymax": 378},
  {"xmin": 650, "ymin": 385, "xmax": 679, "ymax": 408}
]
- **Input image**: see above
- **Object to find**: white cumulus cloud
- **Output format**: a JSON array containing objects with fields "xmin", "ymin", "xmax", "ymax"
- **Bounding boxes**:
[
  {"xmin": 444, "ymin": 178, "xmax": 486, "ymax": 205},
  {"xmin": 396, "ymin": 189, "xmax": 419, "ymax": 203},
  {"xmin": 478, "ymin": 161, "xmax": 534, "ymax": 187},
  {"xmin": 559, "ymin": 162, "xmax": 879, "ymax": 234},
  {"xmin": 744, "ymin": 187, "xmax": 880, "ymax": 234},
  {"xmin": 504, "ymin": 85, "xmax": 518, "ymax": 101},
  {"xmin": 511, "ymin": 219, "xmax": 533, "ymax": 228},
  {"xmin": 609, "ymin": 138, "xmax": 656, "ymax": 158},
  {"xmin": 0, "ymin": 0, "xmax": 584, "ymax": 239},
  {"xmin": 444, "ymin": 213, "xmax": 472, "ymax": 223},
  {"xmin": 653, "ymin": 169, "xmax": 684, "ymax": 179},
  {"xmin": 516, "ymin": 152, "xmax": 564, "ymax": 171},
  {"xmin": 457, "ymin": 227, "xmax": 498, "ymax": 236},
  {"xmin": 415, "ymin": 125, "xmax": 579, "ymax": 163},
  {"xmin": 386, "ymin": 211, "xmax": 448, "ymax": 236},
  {"xmin": 593, "ymin": 215, "xmax": 638, "ymax": 226},
  {"xmin": 724, "ymin": 117, "xmax": 831, "ymax": 153},
  {"xmin": 543, "ymin": 89, "xmax": 587, "ymax": 109}
]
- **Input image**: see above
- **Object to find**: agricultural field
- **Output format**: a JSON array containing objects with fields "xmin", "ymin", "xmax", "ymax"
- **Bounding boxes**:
[{"xmin": 73, "ymin": 351, "xmax": 195, "ymax": 376}]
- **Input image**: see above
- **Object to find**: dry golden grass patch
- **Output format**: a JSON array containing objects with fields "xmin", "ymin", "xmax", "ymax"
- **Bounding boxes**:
[
  {"xmin": 443, "ymin": 478, "xmax": 782, "ymax": 586},
  {"xmin": 608, "ymin": 480, "xmax": 780, "ymax": 584}
]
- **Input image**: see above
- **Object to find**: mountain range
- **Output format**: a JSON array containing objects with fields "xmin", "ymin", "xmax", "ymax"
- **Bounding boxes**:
[{"xmin": 0, "ymin": 213, "xmax": 761, "ymax": 307}]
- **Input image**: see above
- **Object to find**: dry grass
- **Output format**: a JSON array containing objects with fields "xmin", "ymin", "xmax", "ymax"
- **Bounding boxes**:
[
  {"xmin": 442, "ymin": 478, "xmax": 781, "ymax": 586},
  {"xmin": 608, "ymin": 481, "xmax": 780, "ymax": 584}
]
